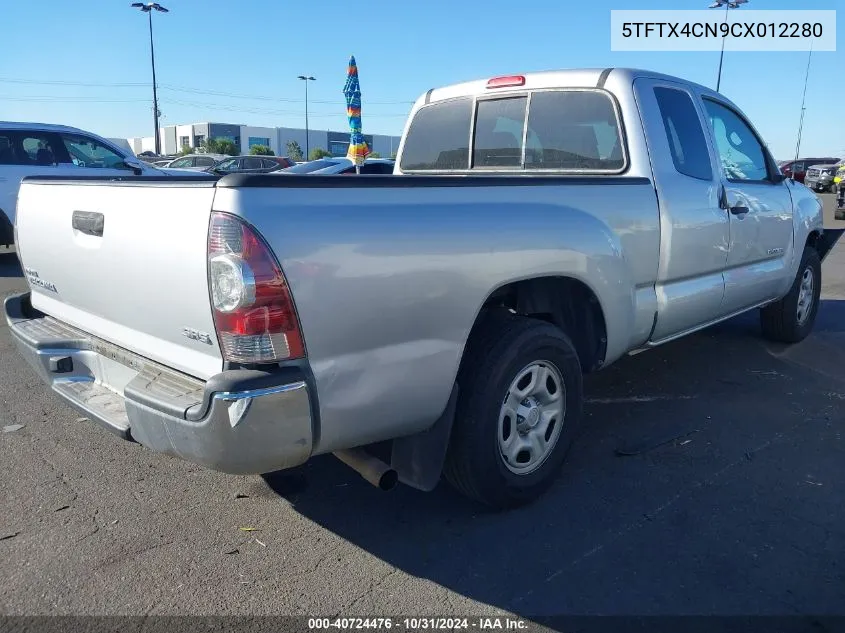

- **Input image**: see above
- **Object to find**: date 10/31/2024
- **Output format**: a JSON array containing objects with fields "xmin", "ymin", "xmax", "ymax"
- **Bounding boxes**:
[{"xmin": 307, "ymin": 617, "xmax": 530, "ymax": 631}]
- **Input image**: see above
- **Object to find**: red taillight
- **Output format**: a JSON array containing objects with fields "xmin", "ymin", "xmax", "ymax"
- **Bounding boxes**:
[
  {"xmin": 208, "ymin": 212, "xmax": 305, "ymax": 364},
  {"xmin": 486, "ymin": 75, "xmax": 525, "ymax": 89}
]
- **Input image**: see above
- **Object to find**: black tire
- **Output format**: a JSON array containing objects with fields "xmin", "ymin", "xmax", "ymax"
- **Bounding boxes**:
[
  {"xmin": 443, "ymin": 311, "xmax": 583, "ymax": 510},
  {"xmin": 760, "ymin": 246, "xmax": 821, "ymax": 344}
]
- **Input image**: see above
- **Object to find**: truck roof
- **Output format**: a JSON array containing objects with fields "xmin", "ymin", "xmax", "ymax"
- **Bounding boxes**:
[
  {"xmin": 0, "ymin": 121, "xmax": 100, "ymax": 135},
  {"xmin": 420, "ymin": 67, "xmax": 726, "ymax": 107}
]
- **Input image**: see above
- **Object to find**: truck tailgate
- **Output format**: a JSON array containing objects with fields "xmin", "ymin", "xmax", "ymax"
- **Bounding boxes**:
[{"xmin": 15, "ymin": 179, "xmax": 223, "ymax": 380}]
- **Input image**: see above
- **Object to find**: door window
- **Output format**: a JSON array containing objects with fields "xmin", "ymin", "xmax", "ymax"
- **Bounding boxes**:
[
  {"xmin": 703, "ymin": 100, "xmax": 770, "ymax": 182},
  {"xmin": 60, "ymin": 134, "xmax": 128, "ymax": 169},
  {"xmin": 1, "ymin": 132, "xmax": 65, "ymax": 166},
  {"xmin": 168, "ymin": 157, "xmax": 194, "ymax": 168},
  {"xmin": 242, "ymin": 157, "xmax": 264, "ymax": 170},
  {"xmin": 215, "ymin": 158, "xmax": 239, "ymax": 171},
  {"xmin": 0, "ymin": 134, "xmax": 14, "ymax": 164},
  {"xmin": 195, "ymin": 156, "xmax": 216, "ymax": 167},
  {"xmin": 653, "ymin": 87, "xmax": 712, "ymax": 181}
]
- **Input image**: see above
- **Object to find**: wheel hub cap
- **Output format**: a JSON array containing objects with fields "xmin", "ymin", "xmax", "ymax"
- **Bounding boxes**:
[
  {"xmin": 516, "ymin": 398, "xmax": 541, "ymax": 433},
  {"xmin": 796, "ymin": 265, "xmax": 814, "ymax": 325},
  {"xmin": 498, "ymin": 361, "xmax": 566, "ymax": 475}
]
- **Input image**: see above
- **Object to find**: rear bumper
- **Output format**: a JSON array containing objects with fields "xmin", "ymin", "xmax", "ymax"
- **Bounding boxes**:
[{"xmin": 4, "ymin": 292, "xmax": 314, "ymax": 475}]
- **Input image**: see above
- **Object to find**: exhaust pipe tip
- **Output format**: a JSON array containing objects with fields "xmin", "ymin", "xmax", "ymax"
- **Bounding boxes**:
[
  {"xmin": 377, "ymin": 468, "xmax": 399, "ymax": 491},
  {"xmin": 334, "ymin": 448, "xmax": 399, "ymax": 492}
]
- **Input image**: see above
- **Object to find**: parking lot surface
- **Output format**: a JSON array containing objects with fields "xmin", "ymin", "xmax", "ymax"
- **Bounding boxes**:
[{"xmin": 1, "ymin": 194, "xmax": 844, "ymax": 619}]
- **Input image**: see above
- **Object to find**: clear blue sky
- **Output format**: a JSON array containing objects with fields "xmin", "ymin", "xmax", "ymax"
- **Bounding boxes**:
[{"xmin": 0, "ymin": 0, "xmax": 841, "ymax": 159}]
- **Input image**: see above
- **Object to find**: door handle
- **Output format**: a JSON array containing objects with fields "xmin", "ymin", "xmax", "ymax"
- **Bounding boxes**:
[
  {"xmin": 72, "ymin": 210, "xmax": 104, "ymax": 237},
  {"xmin": 719, "ymin": 185, "xmax": 749, "ymax": 215}
]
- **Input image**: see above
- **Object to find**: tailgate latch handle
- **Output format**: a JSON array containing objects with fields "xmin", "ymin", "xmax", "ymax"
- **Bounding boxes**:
[{"xmin": 72, "ymin": 211, "xmax": 105, "ymax": 237}]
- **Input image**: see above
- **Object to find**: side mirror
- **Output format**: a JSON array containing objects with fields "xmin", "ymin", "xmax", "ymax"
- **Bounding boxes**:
[{"xmin": 122, "ymin": 159, "xmax": 144, "ymax": 176}]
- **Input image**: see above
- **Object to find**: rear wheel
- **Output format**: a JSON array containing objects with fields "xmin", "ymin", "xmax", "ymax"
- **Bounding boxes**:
[
  {"xmin": 443, "ymin": 312, "xmax": 583, "ymax": 510},
  {"xmin": 760, "ymin": 246, "xmax": 821, "ymax": 344}
]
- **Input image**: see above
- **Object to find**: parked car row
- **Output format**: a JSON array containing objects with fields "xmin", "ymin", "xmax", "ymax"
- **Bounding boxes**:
[
  {"xmin": 780, "ymin": 156, "xmax": 842, "ymax": 192},
  {"xmin": 0, "ymin": 121, "xmax": 398, "ymax": 249},
  {"xmin": 160, "ymin": 153, "xmax": 227, "ymax": 170},
  {"xmin": 211, "ymin": 155, "xmax": 296, "ymax": 174},
  {"xmin": 144, "ymin": 152, "xmax": 390, "ymax": 176},
  {"xmin": 280, "ymin": 157, "xmax": 396, "ymax": 175},
  {"xmin": 0, "ymin": 122, "xmax": 180, "ymax": 247}
]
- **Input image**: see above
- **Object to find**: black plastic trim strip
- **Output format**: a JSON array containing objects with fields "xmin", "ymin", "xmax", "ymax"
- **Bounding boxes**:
[
  {"xmin": 21, "ymin": 175, "xmax": 219, "ymax": 186},
  {"xmin": 181, "ymin": 366, "xmax": 309, "ymax": 421},
  {"xmin": 597, "ymin": 68, "xmax": 614, "ymax": 89},
  {"xmin": 218, "ymin": 174, "xmax": 652, "ymax": 188}
]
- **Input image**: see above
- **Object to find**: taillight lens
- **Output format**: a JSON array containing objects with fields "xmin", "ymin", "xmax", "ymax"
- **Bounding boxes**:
[{"xmin": 207, "ymin": 212, "xmax": 305, "ymax": 364}]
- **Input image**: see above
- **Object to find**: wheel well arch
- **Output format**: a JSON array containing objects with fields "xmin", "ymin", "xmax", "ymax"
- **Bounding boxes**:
[
  {"xmin": 806, "ymin": 229, "xmax": 822, "ymax": 252},
  {"xmin": 466, "ymin": 276, "xmax": 608, "ymax": 374}
]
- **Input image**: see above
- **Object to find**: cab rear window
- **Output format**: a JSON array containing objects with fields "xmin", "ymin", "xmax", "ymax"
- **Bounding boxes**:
[
  {"xmin": 400, "ymin": 89, "xmax": 626, "ymax": 173},
  {"xmin": 400, "ymin": 97, "xmax": 472, "ymax": 171}
]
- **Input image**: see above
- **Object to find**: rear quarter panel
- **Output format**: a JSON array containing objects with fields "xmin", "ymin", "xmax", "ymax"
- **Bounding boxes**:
[{"xmin": 212, "ymin": 179, "xmax": 660, "ymax": 453}]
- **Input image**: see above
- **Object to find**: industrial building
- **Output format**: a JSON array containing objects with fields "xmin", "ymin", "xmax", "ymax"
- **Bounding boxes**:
[{"xmin": 127, "ymin": 122, "xmax": 401, "ymax": 158}]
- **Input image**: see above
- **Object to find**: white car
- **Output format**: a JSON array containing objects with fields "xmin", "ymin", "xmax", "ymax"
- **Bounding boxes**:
[
  {"xmin": 280, "ymin": 157, "xmax": 395, "ymax": 175},
  {"xmin": 0, "ymin": 122, "xmax": 202, "ymax": 247}
]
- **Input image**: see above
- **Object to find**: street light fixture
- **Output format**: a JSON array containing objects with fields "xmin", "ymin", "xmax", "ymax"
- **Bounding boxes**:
[
  {"xmin": 708, "ymin": 0, "xmax": 748, "ymax": 93},
  {"xmin": 131, "ymin": 2, "xmax": 168, "ymax": 156},
  {"xmin": 298, "ymin": 75, "xmax": 316, "ymax": 159}
]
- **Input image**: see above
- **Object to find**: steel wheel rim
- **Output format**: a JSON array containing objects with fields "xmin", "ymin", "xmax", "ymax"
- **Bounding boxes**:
[
  {"xmin": 498, "ymin": 360, "xmax": 566, "ymax": 475},
  {"xmin": 796, "ymin": 266, "xmax": 815, "ymax": 325}
]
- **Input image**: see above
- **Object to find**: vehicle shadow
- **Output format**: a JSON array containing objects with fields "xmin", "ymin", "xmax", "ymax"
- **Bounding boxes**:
[
  {"xmin": 0, "ymin": 250, "xmax": 22, "ymax": 278},
  {"xmin": 263, "ymin": 300, "xmax": 845, "ymax": 617}
]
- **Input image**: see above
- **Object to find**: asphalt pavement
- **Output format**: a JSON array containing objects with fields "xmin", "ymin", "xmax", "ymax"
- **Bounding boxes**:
[{"xmin": 1, "ymin": 193, "xmax": 844, "ymax": 622}]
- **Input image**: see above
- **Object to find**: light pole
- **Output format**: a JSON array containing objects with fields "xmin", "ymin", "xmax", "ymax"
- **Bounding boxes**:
[
  {"xmin": 708, "ymin": 0, "xmax": 748, "ymax": 93},
  {"xmin": 298, "ymin": 75, "xmax": 316, "ymax": 159},
  {"xmin": 131, "ymin": 2, "xmax": 168, "ymax": 156},
  {"xmin": 794, "ymin": 40, "xmax": 814, "ymax": 161}
]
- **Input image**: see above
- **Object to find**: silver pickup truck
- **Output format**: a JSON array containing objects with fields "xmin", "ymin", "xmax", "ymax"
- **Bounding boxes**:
[{"xmin": 5, "ymin": 68, "xmax": 840, "ymax": 510}]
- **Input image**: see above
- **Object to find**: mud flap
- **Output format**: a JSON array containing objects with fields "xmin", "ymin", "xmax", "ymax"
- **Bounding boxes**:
[
  {"xmin": 390, "ymin": 384, "xmax": 458, "ymax": 492},
  {"xmin": 818, "ymin": 229, "xmax": 844, "ymax": 262}
]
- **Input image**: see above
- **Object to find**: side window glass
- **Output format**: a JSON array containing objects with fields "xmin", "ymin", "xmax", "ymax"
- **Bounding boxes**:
[
  {"xmin": 243, "ymin": 157, "xmax": 263, "ymax": 170},
  {"xmin": 61, "ymin": 134, "xmax": 127, "ymax": 169},
  {"xmin": 473, "ymin": 97, "xmax": 527, "ymax": 168},
  {"xmin": 169, "ymin": 157, "xmax": 191, "ymax": 168},
  {"xmin": 653, "ymin": 87, "xmax": 712, "ymax": 180},
  {"xmin": 14, "ymin": 133, "xmax": 61, "ymax": 166},
  {"xmin": 703, "ymin": 100, "xmax": 769, "ymax": 181}
]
